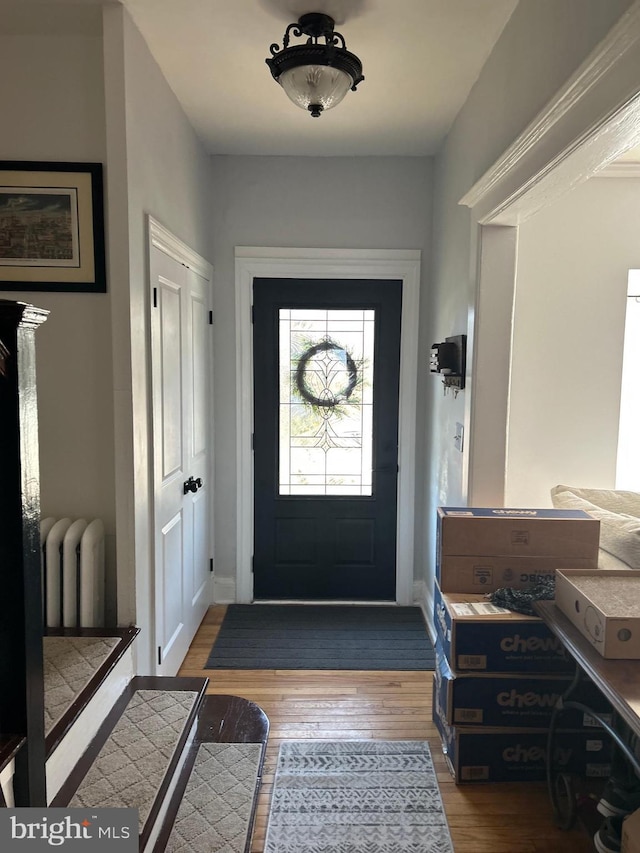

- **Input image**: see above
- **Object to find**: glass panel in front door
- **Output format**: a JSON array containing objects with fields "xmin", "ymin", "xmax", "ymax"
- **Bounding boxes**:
[{"xmin": 278, "ymin": 308, "xmax": 375, "ymax": 496}]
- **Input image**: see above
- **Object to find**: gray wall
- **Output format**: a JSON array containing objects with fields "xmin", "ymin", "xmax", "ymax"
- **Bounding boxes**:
[
  {"xmin": 424, "ymin": 0, "xmax": 636, "ymax": 595},
  {"xmin": 103, "ymin": 5, "xmax": 215, "ymax": 671},
  {"xmin": 0, "ymin": 10, "xmax": 117, "ymax": 620},
  {"xmin": 209, "ymin": 155, "xmax": 433, "ymax": 587},
  {"xmin": 4, "ymin": 0, "xmax": 637, "ymax": 658},
  {"xmin": 0, "ymin": 5, "xmax": 217, "ymax": 651}
]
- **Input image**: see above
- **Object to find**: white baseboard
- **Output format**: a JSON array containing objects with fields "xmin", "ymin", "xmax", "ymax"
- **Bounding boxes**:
[
  {"xmin": 414, "ymin": 579, "xmax": 436, "ymax": 645},
  {"xmin": 213, "ymin": 576, "xmax": 236, "ymax": 604}
]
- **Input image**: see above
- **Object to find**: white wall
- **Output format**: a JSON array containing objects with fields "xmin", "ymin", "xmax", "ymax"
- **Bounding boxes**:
[
  {"xmin": 208, "ymin": 155, "xmax": 432, "ymax": 589},
  {"xmin": 0, "ymin": 12, "xmax": 118, "ymax": 620},
  {"xmin": 506, "ymin": 177, "xmax": 640, "ymax": 507},
  {"xmin": 425, "ymin": 0, "xmax": 635, "ymax": 599},
  {"xmin": 103, "ymin": 6, "xmax": 214, "ymax": 672}
]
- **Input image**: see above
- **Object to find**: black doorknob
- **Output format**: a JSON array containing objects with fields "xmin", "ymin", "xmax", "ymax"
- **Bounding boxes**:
[
  {"xmin": 183, "ymin": 476, "xmax": 204, "ymax": 494},
  {"xmin": 183, "ymin": 476, "xmax": 198, "ymax": 494}
]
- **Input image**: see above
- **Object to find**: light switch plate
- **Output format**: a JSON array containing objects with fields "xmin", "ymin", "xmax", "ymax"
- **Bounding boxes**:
[{"xmin": 454, "ymin": 422, "xmax": 464, "ymax": 452}]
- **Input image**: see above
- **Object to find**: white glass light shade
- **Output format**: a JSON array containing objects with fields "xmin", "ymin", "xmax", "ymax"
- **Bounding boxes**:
[{"xmin": 279, "ymin": 64, "xmax": 352, "ymax": 113}]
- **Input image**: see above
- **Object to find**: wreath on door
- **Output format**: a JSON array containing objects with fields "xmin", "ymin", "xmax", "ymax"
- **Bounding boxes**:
[{"xmin": 294, "ymin": 340, "xmax": 358, "ymax": 408}]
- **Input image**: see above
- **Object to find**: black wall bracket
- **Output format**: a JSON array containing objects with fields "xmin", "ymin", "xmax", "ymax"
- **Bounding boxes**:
[{"xmin": 429, "ymin": 334, "xmax": 466, "ymax": 391}]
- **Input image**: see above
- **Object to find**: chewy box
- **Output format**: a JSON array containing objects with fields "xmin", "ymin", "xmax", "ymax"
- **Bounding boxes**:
[
  {"xmin": 437, "ymin": 554, "xmax": 596, "ymax": 595},
  {"xmin": 555, "ymin": 569, "xmax": 640, "ymax": 659},
  {"xmin": 437, "ymin": 507, "xmax": 600, "ymax": 560},
  {"xmin": 434, "ymin": 584, "xmax": 574, "ymax": 673},
  {"xmin": 434, "ymin": 644, "xmax": 611, "ymax": 728},
  {"xmin": 433, "ymin": 680, "xmax": 611, "ymax": 783}
]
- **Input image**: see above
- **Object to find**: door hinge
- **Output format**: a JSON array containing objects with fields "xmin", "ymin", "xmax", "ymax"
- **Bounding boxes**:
[
  {"xmin": 209, "ymin": 557, "xmax": 214, "ymax": 573},
  {"xmin": 251, "ymin": 433, "xmax": 254, "ymax": 451},
  {"xmin": 157, "ymin": 645, "xmax": 162, "ymax": 665},
  {"xmin": 153, "ymin": 287, "xmax": 158, "ymax": 308},
  {"xmin": 208, "ymin": 310, "xmax": 213, "ymax": 325},
  {"xmin": 251, "ymin": 305, "xmax": 255, "ymax": 324},
  {"xmin": 251, "ymin": 555, "xmax": 254, "ymax": 574}
]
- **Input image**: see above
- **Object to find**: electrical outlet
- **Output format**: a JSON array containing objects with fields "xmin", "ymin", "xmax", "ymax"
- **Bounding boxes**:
[{"xmin": 454, "ymin": 423, "xmax": 464, "ymax": 452}]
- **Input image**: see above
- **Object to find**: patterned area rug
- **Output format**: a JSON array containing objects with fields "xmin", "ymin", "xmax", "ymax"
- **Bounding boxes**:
[
  {"xmin": 43, "ymin": 636, "xmax": 121, "ymax": 734},
  {"xmin": 166, "ymin": 743, "xmax": 262, "ymax": 852},
  {"xmin": 264, "ymin": 740, "xmax": 454, "ymax": 853}
]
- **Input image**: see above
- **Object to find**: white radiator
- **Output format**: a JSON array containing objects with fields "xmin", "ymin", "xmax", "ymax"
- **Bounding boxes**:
[{"xmin": 40, "ymin": 517, "xmax": 105, "ymax": 629}]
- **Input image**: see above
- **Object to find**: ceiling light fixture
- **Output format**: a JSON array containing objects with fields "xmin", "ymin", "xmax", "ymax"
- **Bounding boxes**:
[{"xmin": 266, "ymin": 12, "xmax": 364, "ymax": 118}]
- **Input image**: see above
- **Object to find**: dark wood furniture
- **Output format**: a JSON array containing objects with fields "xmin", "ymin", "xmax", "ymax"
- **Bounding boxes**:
[{"xmin": 0, "ymin": 300, "xmax": 49, "ymax": 806}]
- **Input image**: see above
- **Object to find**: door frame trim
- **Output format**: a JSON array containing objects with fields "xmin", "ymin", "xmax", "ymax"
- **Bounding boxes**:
[{"xmin": 235, "ymin": 247, "xmax": 421, "ymax": 605}]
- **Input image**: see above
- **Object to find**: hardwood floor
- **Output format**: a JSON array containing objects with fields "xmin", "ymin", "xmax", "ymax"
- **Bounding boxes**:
[{"xmin": 179, "ymin": 606, "xmax": 595, "ymax": 852}]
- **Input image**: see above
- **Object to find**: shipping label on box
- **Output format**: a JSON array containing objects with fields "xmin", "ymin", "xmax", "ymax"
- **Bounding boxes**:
[
  {"xmin": 436, "ymin": 554, "xmax": 596, "ymax": 595},
  {"xmin": 555, "ymin": 569, "xmax": 640, "ymax": 659},
  {"xmin": 437, "ymin": 507, "xmax": 600, "ymax": 560},
  {"xmin": 432, "ymin": 677, "xmax": 611, "ymax": 783},
  {"xmin": 434, "ymin": 584, "xmax": 574, "ymax": 673},
  {"xmin": 434, "ymin": 644, "xmax": 611, "ymax": 728}
]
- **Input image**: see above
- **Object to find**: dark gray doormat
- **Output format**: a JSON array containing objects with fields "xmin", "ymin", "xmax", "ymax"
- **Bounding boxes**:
[
  {"xmin": 264, "ymin": 740, "xmax": 454, "ymax": 853},
  {"xmin": 205, "ymin": 605, "xmax": 435, "ymax": 670}
]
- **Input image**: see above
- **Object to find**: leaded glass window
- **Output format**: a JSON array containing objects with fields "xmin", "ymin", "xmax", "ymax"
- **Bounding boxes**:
[{"xmin": 279, "ymin": 308, "xmax": 374, "ymax": 495}]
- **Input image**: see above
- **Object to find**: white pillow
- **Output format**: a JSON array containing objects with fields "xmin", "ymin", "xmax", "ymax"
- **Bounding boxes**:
[
  {"xmin": 551, "ymin": 484, "xmax": 640, "ymax": 518},
  {"xmin": 551, "ymin": 488, "xmax": 640, "ymax": 569}
]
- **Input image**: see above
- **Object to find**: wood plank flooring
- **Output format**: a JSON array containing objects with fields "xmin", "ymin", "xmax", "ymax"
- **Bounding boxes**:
[{"xmin": 179, "ymin": 606, "xmax": 595, "ymax": 852}]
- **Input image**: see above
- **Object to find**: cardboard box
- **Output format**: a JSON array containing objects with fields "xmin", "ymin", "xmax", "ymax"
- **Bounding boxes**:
[
  {"xmin": 434, "ymin": 583, "xmax": 574, "ymax": 673},
  {"xmin": 432, "ymin": 677, "xmax": 612, "ymax": 783},
  {"xmin": 437, "ymin": 507, "xmax": 600, "ymax": 560},
  {"xmin": 622, "ymin": 807, "xmax": 640, "ymax": 853},
  {"xmin": 555, "ymin": 569, "xmax": 640, "ymax": 659},
  {"xmin": 437, "ymin": 554, "xmax": 596, "ymax": 594},
  {"xmin": 434, "ymin": 644, "xmax": 612, "ymax": 728}
]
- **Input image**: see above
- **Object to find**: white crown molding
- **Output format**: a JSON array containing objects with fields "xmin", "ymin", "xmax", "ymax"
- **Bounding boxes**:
[
  {"xmin": 235, "ymin": 247, "xmax": 421, "ymax": 262},
  {"xmin": 595, "ymin": 161, "xmax": 640, "ymax": 178},
  {"xmin": 148, "ymin": 216, "xmax": 213, "ymax": 279},
  {"xmin": 460, "ymin": 1, "xmax": 640, "ymax": 212}
]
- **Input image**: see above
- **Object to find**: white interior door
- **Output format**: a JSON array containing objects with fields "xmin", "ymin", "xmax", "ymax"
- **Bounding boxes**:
[{"xmin": 150, "ymin": 223, "xmax": 212, "ymax": 675}]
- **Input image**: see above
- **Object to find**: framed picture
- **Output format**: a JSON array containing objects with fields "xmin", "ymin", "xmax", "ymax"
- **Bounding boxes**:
[{"xmin": 0, "ymin": 161, "xmax": 106, "ymax": 293}]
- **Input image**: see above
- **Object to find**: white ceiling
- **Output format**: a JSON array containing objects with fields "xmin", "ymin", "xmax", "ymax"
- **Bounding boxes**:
[
  {"xmin": 118, "ymin": 0, "xmax": 518, "ymax": 157},
  {"xmin": 6, "ymin": 0, "xmax": 640, "ymax": 162}
]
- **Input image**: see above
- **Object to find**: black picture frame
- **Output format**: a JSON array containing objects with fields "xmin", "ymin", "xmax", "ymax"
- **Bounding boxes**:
[{"xmin": 0, "ymin": 161, "xmax": 106, "ymax": 293}]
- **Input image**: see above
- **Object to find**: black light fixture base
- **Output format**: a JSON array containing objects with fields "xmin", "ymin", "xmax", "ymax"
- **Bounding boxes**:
[{"xmin": 297, "ymin": 13, "xmax": 335, "ymax": 39}]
